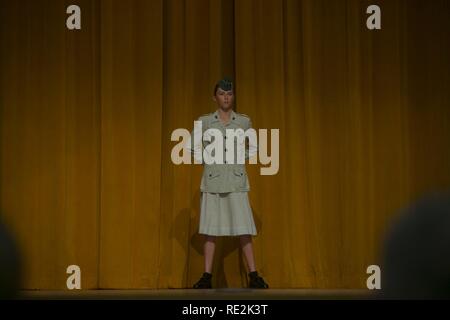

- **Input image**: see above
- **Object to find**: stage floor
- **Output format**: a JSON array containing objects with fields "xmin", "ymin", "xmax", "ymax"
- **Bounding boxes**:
[{"xmin": 20, "ymin": 289, "xmax": 373, "ymax": 300}]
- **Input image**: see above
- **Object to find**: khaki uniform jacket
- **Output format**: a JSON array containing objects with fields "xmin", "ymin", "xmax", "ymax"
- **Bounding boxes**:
[{"xmin": 188, "ymin": 110, "xmax": 257, "ymax": 193}]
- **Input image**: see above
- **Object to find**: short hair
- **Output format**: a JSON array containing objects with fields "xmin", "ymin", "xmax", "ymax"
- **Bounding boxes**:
[
  {"xmin": 0, "ymin": 220, "xmax": 21, "ymax": 299},
  {"xmin": 381, "ymin": 191, "xmax": 450, "ymax": 299}
]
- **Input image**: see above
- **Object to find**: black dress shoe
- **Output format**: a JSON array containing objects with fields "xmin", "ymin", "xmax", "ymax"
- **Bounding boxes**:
[
  {"xmin": 193, "ymin": 272, "xmax": 212, "ymax": 289},
  {"xmin": 248, "ymin": 271, "xmax": 269, "ymax": 289}
]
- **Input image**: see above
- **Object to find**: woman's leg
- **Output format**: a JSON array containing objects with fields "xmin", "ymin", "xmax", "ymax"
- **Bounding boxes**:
[
  {"xmin": 240, "ymin": 234, "xmax": 256, "ymax": 272},
  {"xmin": 239, "ymin": 235, "xmax": 269, "ymax": 288},
  {"xmin": 204, "ymin": 235, "xmax": 216, "ymax": 273}
]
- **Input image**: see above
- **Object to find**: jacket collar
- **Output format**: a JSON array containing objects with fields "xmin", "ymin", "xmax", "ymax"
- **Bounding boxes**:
[{"xmin": 212, "ymin": 109, "xmax": 237, "ymax": 124}]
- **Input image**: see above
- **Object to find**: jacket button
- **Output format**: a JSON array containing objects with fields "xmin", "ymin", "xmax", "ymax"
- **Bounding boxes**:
[
  {"xmin": 225, "ymin": 161, "xmax": 227, "ymax": 164},
  {"xmin": 209, "ymin": 174, "xmax": 212, "ymax": 177},
  {"xmin": 225, "ymin": 148, "xmax": 227, "ymax": 152}
]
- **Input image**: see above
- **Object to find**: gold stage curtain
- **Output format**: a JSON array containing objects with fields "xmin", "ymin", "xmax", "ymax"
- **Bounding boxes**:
[
  {"xmin": 1, "ymin": 0, "xmax": 450, "ymax": 289},
  {"xmin": 0, "ymin": 0, "xmax": 102, "ymax": 289}
]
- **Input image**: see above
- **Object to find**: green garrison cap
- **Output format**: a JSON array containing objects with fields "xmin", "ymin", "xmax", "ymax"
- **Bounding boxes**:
[{"xmin": 217, "ymin": 77, "xmax": 233, "ymax": 91}]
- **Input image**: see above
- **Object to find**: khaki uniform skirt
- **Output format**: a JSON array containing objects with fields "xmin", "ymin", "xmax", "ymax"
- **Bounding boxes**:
[{"xmin": 199, "ymin": 192, "xmax": 257, "ymax": 236}]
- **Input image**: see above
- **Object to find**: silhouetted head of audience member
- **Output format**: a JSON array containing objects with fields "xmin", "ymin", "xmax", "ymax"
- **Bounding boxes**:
[
  {"xmin": 0, "ymin": 219, "xmax": 21, "ymax": 299},
  {"xmin": 382, "ymin": 191, "xmax": 450, "ymax": 299}
]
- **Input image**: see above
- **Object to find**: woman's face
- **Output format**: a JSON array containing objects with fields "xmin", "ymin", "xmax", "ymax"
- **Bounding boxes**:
[{"xmin": 213, "ymin": 88, "xmax": 234, "ymax": 111}]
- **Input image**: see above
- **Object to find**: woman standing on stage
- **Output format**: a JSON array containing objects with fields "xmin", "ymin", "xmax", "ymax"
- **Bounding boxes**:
[{"xmin": 189, "ymin": 78, "xmax": 269, "ymax": 289}]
